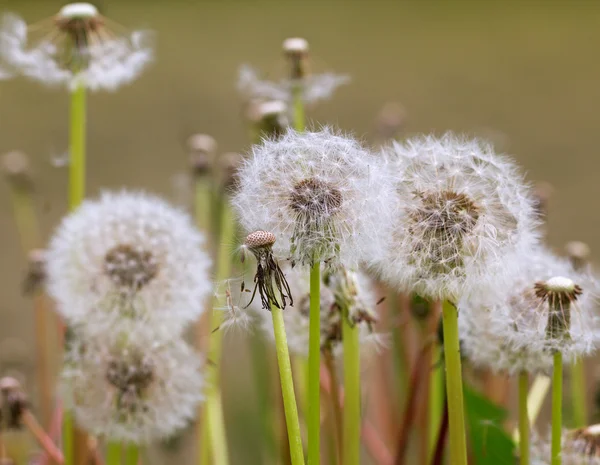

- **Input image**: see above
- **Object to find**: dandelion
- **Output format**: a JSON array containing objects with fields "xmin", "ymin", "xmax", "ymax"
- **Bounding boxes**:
[
  {"xmin": 0, "ymin": 4, "xmax": 153, "ymax": 91},
  {"xmin": 61, "ymin": 337, "xmax": 203, "ymax": 444},
  {"xmin": 46, "ymin": 191, "xmax": 212, "ymax": 341},
  {"xmin": 237, "ymin": 64, "xmax": 349, "ymax": 108},
  {"xmin": 233, "ymin": 127, "xmax": 392, "ymax": 268},
  {"xmin": 532, "ymin": 426, "xmax": 600, "ymax": 464},
  {"xmin": 372, "ymin": 133, "xmax": 540, "ymax": 302}
]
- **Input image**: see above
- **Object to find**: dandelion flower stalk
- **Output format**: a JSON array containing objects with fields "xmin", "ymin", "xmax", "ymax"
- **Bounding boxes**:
[
  {"xmin": 69, "ymin": 82, "xmax": 86, "ymax": 210},
  {"xmin": 552, "ymin": 352, "xmax": 563, "ymax": 465},
  {"xmin": 124, "ymin": 444, "xmax": 139, "ymax": 465},
  {"xmin": 308, "ymin": 261, "xmax": 321, "ymax": 465},
  {"xmin": 283, "ymin": 37, "xmax": 307, "ymax": 131},
  {"xmin": 342, "ymin": 312, "xmax": 360, "ymax": 465},
  {"xmin": 106, "ymin": 442, "xmax": 121, "ymax": 465},
  {"xmin": 441, "ymin": 300, "xmax": 468, "ymax": 465},
  {"xmin": 519, "ymin": 371, "xmax": 530, "ymax": 465}
]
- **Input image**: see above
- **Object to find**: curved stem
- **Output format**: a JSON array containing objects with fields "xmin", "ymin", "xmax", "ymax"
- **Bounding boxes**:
[
  {"xmin": 271, "ymin": 303, "xmax": 306, "ymax": 465},
  {"xmin": 440, "ymin": 301, "xmax": 467, "ymax": 465},
  {"xmin": 22, "ymin": 410, "xmax": 64, "ymax": 464},
  {"xmin": 552, "ymin": 352, "xmax": 563, "ymax": 465},
  {"xmin": 342, "ymin": 316, "xmax": 360, "ymax": 465},
  {"xmin": 570, "ymin": 358, "xmax": 586, "ymax": 427},
  {"xmin": 518, "ymin": 371, "xmax": 530, "ymax": 465},
  {"xmin": 308, "ymin": 262, "xmax": 321, "ymax": 465}
]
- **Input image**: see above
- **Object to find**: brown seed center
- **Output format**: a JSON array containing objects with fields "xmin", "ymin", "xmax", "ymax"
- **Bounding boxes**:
[
  {"xmin": 106, "ymin": 354, "xmax": 154, "ymax": 412},
  {"xmin": 104, "ymin": 244, "xmax": 158, "ymax": 290},
  {"xmin": 290, "ymin": 178, "xmax": 343, "ymax": 216},
  {"xmin": 413, "ymin": 191, "xmax": 480, "ymax": 237}
]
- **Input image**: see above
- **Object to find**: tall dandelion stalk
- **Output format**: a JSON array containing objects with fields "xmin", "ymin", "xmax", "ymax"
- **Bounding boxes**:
[{"xmin": 519, "ymin": 372, "xmax": 530, "ymax": 465}]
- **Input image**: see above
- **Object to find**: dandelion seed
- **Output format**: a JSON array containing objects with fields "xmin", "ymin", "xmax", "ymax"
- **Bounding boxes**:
[
  {"xmin": 61, "ymin": 337, "xmax": 203, "ymax": 444},
  {"xmin": 46, "ymin": 190, "xmax": 212, "ymax": 341},
  {"xmin": 233, "ymin": 128, "xmax": 394, "ymax": 268},
  {"xmin": 0, "ymin": 4, "xmax": 153, "ymax": 91},
  {"xmin": 531, "ymin": 426, "xmax": 600, "ymax": 464},
  {"xmin": 371, "ymin": 133, "xmax": 540, "ymax": 301}
]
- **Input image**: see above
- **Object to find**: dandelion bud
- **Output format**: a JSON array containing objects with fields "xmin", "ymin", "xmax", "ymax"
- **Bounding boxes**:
[
  {"xmin": 187, "ymin": 134, "xmax": 217, "ymax": 176},
  {"xmin": 22, "ymin": 248, "xmax": 46, "ymax": 296},
  {"xmin": 62, "ymin": 337, "xmax": 203, "ymax": 444},
  {"xmin": 532, "ymin": 181, "xmax": 554, "ymax": 221},
  {"xmin": 535, "ymin": 277, "xmax": 581, "ymax": 342},
  {"xmin": 219, "ymin": 152, "xmax": 242, "ymax": 192},
  {"xmin": 0, "ymin": 377, "xmax": 27, "ymax": 430},
  {"xmin": 254, "ymin": 100, "xmax": 288, "ymax": 139},
  {"xmin": 233, "ymin": 128, "xmax": 393, "ymax": 268},
  {"xmin": 566, "ymin": 241, "xmax": 591, "ymax": 272},
  {"xmin": 375, "ymin": 102, "xmax": 407, "ymax": 141},
  {"xmin": 242, "ymin": 230, "xmax": 292, "ymax": 310},
  {"xmin": 1, "ymin": 151, "xmax": 32, "ymax": 191},
  {"xmin": 46, "ymin": 191, "xmax": 212, "ymax": 341},
  {"xmin": 371, "ymin": 133, "xmax": 540, "ymax": 301}
]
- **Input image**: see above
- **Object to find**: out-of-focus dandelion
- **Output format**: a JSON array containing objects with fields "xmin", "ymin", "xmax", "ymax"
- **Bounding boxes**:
[
  {"xmin": 532, "ymin": 425, "xmax": 600, "ymax": 464},
  {"xmin": 246, "ymin": 99, "xmax": 289, "ymax": 141},
  {"xmin": 233, "ymin": 127, "xmax": 392, "ymax": 269},
  {"xmin": 61, "ymin": 337, "xmax": 203, "ymax": 444},
  {"xmin": 566, "ymin": 241, "xmax": 592, "ymax": 272},
  {"xmin": 374, "ymin": 102, "xmax": 407, "ymax": 142},
  {"xmin": 46, "ymin": 191, "xmax": 212, "ymax": 341},
  {"xmin": 0, "ymin": 3, "xmax": 153, "ymax": 91}
]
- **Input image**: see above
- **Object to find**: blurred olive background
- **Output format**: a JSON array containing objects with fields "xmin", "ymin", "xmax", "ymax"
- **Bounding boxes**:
[{"xmin": 1, "ymin": 1, "xmax": 600, "ymax": 463}]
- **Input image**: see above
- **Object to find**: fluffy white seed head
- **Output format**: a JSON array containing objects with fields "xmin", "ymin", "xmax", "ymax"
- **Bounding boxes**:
[
  {"xmin": 255, "ymin": 265, "xmax": 382, "ymax": 358},
  {"xmin": 46, "ymin": 190, "xmax": 212, "ymax": 342},
  {"xmin": 61, "ymin": 336, "xmax": 203, "ymax": 444},
  {"xmin": 371, "ymin": 133, "xmax": 540, "ymax": 301},
  {"xmin": 237, "ymin": 64, "xmax": 350, "ymax": 106},
  {"xmin": 0, "ymin": 12, "xmax": 153, "ymax": 91},
  {"xmin": 463, "ymin": 247, "xmax": 600, "ymax": 369},
  {"xmin": 531, "ymin": 427, "xmax": 600, "ymax": 464},
  {"xmin": 233, "ymin": 127, "xmax": 394, "ymax": 268}
]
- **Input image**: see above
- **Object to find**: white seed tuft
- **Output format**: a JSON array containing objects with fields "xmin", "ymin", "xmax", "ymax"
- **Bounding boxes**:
[
  {"xmin": 370, "ymin": 133, "xmax": 540, "ymax": 302},
  {"xmin": 545, "ymin": 276, "xmax": 576, "ymax": 292},
  {"xmin": 282, "ymin": 37, "xmax": 309, "ymax": 55},
  {"xmin": 58, "ymin": 3, "xmax": 99, "ymax": 19},
  {"xmin": 46, "ymin": 190, "xmax": 212, "ymax": 341},
  {"xmin": 233, "ymin": 128, "xmax": 394, "ymax": 267}
]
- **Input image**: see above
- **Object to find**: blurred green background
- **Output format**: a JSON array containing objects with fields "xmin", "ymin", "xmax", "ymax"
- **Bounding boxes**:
[{"xmin": 1, "ymin": 1, "xmax": 600, "ymax": 463}]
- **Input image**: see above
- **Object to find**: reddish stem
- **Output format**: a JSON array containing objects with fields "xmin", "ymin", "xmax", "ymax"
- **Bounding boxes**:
[
  {"xmin": 22, "ymin": 409, "xmax": 64, "ymax": 464},
  {"xmin": 430, "ymin": 398, "xmax": 449, "ymax": 465}
]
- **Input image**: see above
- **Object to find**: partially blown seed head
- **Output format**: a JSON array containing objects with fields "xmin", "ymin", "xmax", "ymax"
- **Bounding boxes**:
[
  {"xmin": 61, "ymin": 337, "xmax": 203, "ymax": 444},
  {"xmin": 532, "ymin": 426, "xmax": 600, "ymax": 464},
  {"xmin": 46, "ymin": 190, "xmax": 212, "ymax": 341},
  {"xmin": 371, "ymin": 133, "xmax": 540, "ymax": 301},
  {"xmin": 233, "ymin": 128, "xmax": 394, "ymax": 268}
]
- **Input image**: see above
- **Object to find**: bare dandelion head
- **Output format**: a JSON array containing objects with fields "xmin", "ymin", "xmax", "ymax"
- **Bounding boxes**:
[
  {"xmin": 187, "ymin": 133, "xmax": 217, "ymax": 176},
  {"xmin": 0, "ymin": 5, "xmax": 153, "ymax": 91},
  {"xmin": 22, "ymin": 248, "xmax": 47, "ymax": 295},
  {"xmin": 233, "ymin": 128, "xmax": 394, "ymax": 268},
  {"xmin": 46, "ymin": 190, "xmax": 212, "ymax": 341},
  {"xmin": 566, "ymin": 241, "xmax": 592, "ymax": 272},
  {"xmin": 0, "ymin": 377, "xmax": 27, "ymax": 430},
  {"xmin": 62, "ymin": 337, "xmax": 203, "ymax": 444},
  {"xmin": 1, "ymin": 151, "xmax": 32, "ymax": 191},
  {"xmin": 282, "ymin": 37, "xmax": 309, "ymax": 80},
  {"xmin": 371, "ymin": 133, "xmax": 540, "ymax": 301}
]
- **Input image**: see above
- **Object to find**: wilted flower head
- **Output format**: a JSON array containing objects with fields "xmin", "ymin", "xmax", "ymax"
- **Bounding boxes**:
[
  {"xmin": 532, "ymin": 425, "xmax": 600, "ymax": 464},
  {"xmin": 477, "ymin": 247, "xmax": 600, "ymax": 365},
  {"xmin": 46, "ymin": 191, "xmax": 212, "ymax": 341},
  {"xmin": 255, "ymin": 265, "xmax": 382, "ymax": 358},
  {"xmin": 237, "ymin": 64, "xmax": 349, "ymax": 107},
  {"xmin": 61, "ymin": 337, "xmax": 203, "ymax": 444},
  {"xmin": 233, "ymin": 128, "xmax": 393, "ymax": 268},
  {"xmin": 0, "ymin": 4, "xmax": 153, "ymax": 91},
  {"xmin": 371, "ymin": 133, "xmax": 540, "ymax": 301}
]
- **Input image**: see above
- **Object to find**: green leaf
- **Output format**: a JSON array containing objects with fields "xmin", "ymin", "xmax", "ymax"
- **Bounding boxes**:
[{"xmin": 464, "ymin": 384, "xmax": 515, "ymax": 465}]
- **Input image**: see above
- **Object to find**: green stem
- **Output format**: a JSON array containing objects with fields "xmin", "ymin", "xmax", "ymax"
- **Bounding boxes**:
[
  {"xmin": 292, "ymin": 84, "xmax": 305, "ymax": 132},
  {"xmin": 69, "ymin": 84, "xmax": 86, "ymax": 211},
  {"xmin": 251, "ymin": 335, "xmax": 276, "ymax": 462},
  {"xmin": 271, "ymin": 302, "xmax": 306, "ymax": 465},
  {"xmin": 440, "ymin": 301, "xmax": 467, "ymax": 465},
  {"xmin": 342, "ymin": 315, "xmax": 360, "ymax": 465},
  {"xmin": 106, "ymin": 442, "xmax": 122, "ymax": 465},
  {"xmin": 552, "ymin": 352, "xmax": 563, "ymax": 465},
  {"xmin": 428, "ymin": 343, "xmax": 443, "ymax": 461},
  {"xmin": 308, "ymin": 262, "xmax": 321, "ymax": 465},
  {"xmin": 199, "ymin": 201, "xmax": 235, "ymax": 465},
  {"xmin": 570, "ymin": 358, "xmax": 586, "ymax": 427},
  {"xmin": 124, "ymin": 444, "xmax": 139, "ymax": 465},
  {"xmin": 518, "ymin": 371, "xmax": 530, "ymax": 465},
  {"xmin": 63, "ymin": 411, "xmax": 73, "ymax": 465}
]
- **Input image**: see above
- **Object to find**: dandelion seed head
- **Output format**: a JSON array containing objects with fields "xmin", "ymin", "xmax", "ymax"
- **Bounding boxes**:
[
  {"xmin": 371, "ymin": 133, "xmax": 540, "ymax": 301},
  {"xmin": 62, "ymin": 337, "xmax": 203, "ymax": 444},
  {"xmin": 233, "ymin": 128, "xmax": 394, "ymax": 268},
  {"xmin": 531, "ymin": 427, "xmax": 600, "ymax": 464},
  {"xmin": 0, "ymin": 9, "xmax": 153, "ymax": 91},
  {"xmin": 46, "ymin": 190, "xmax": 212, "ymax": 341},
  {"xmin": 468, "ymin": 247, "xmax": 600, "ymax": 367}
]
